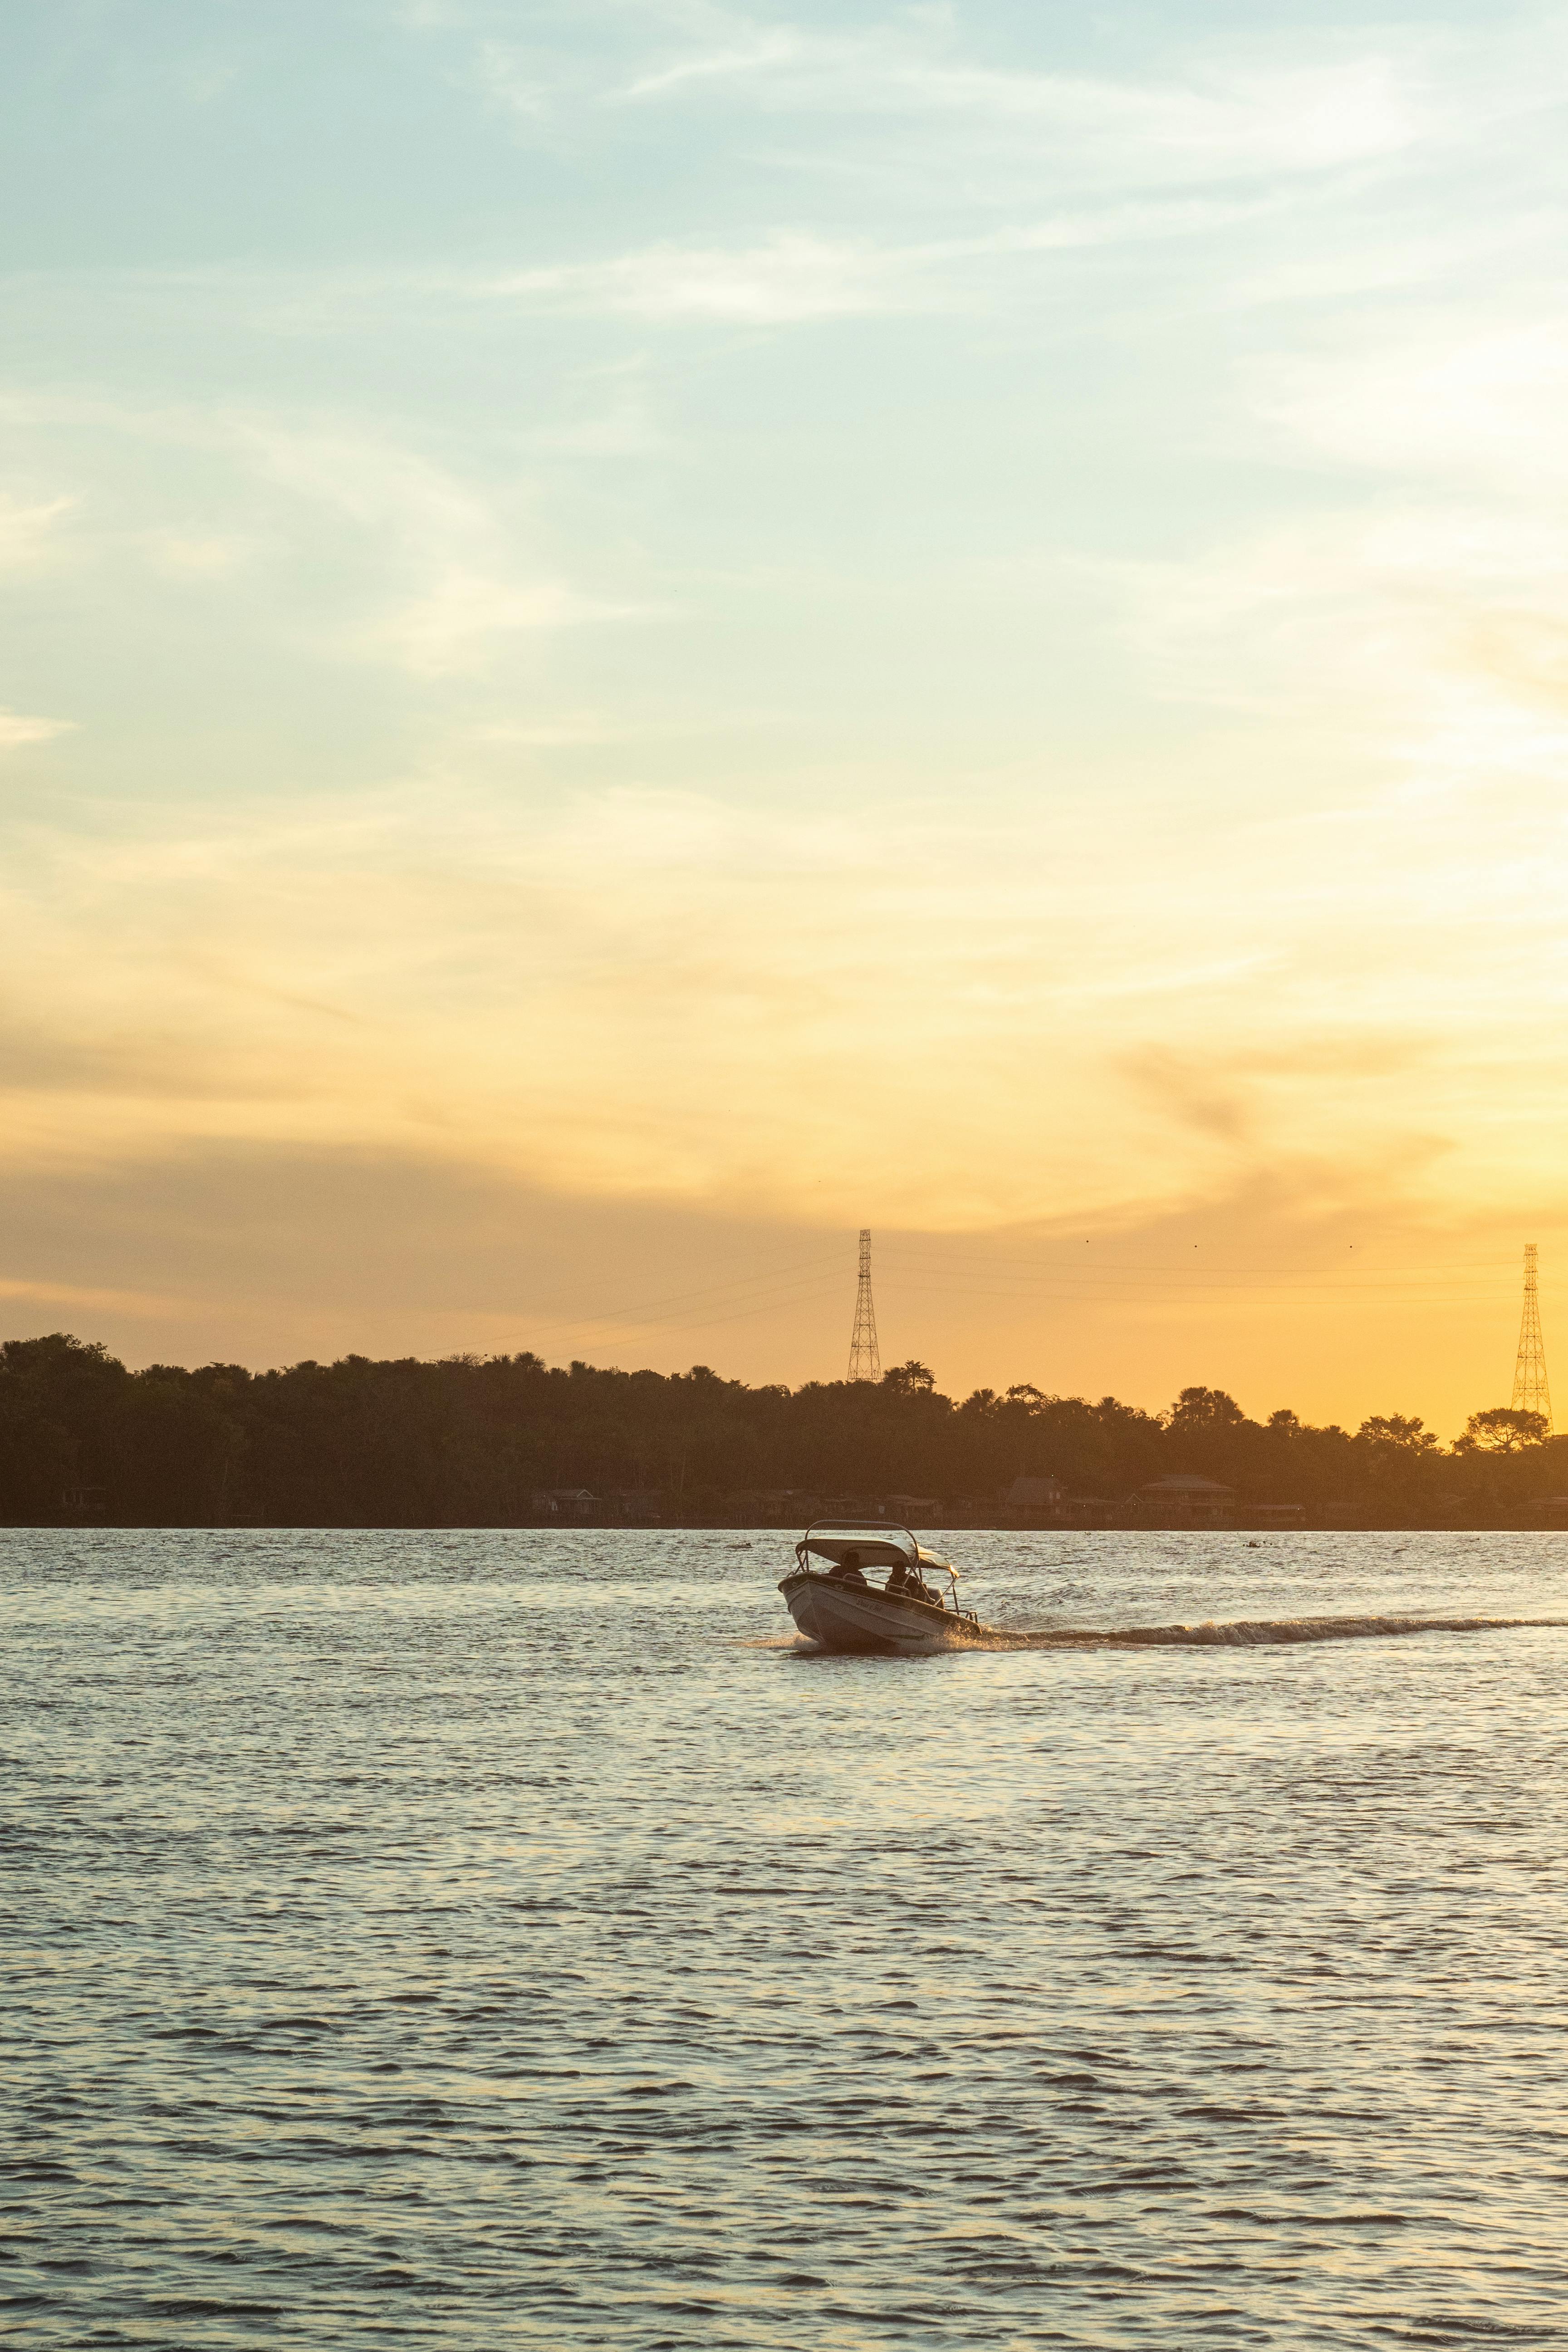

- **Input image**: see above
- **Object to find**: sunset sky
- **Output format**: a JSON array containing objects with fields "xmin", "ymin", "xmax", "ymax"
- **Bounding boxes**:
[{"xmin": 3, "ymin": 0, "xmax": 1567, "ymax": 1431}]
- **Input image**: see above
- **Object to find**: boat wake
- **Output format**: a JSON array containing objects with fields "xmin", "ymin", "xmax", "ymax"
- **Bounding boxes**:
[
  {"xmin": 764, "ymin": 1516, "xmax": 1568, "ymax": 1657},
  {"xmin": 942, "ymin": 1611, "xmax": 1568, "ymax": 1653}
]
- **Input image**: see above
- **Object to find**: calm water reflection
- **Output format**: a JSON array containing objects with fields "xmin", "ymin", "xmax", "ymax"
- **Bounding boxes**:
[{"xmin": 5, "ymin": 1529, "xmax": 1567, "ymax": 2348}]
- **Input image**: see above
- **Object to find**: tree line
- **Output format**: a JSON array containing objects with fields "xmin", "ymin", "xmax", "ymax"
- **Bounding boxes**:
[{"xmin": 0, "ymin": 1331, "xmax": 1563, "ymax": 1528}]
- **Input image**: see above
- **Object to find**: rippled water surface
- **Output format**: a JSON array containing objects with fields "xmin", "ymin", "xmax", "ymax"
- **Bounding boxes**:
[{"xmin": 6, "ymin": 1528, "xmax": 1568, "ymax": 2349}]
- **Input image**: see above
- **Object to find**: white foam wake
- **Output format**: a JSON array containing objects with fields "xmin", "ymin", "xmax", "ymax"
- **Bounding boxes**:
[{"xmin": 947, "ymin": 1612, "xmax": 1568, "ymax": 1652}]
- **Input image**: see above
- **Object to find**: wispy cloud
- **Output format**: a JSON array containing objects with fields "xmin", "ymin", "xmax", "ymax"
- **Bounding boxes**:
[
  {"xmin": 0, "ymin": 494, "xmax": 77, "ymax": 571},
  {"xmin": 4, "ymin": 0, "xmax": 1567, "ymax": 1413},
  {"xmin": 435, "ymin": 9, "xmax": 1557, "ymax": 336},
  {"xmin": 0, "ymin": 709, "xmax": 73, "ymax": 752},
  {"xmin": 0, "ymin": 1274, "xmax": 191, "ymax": 1317},
  {"xmin": 1255, "ymin": 323, "xmax": 1568, "ymax": 488},
  {"xmin": 370, "ymin": 564, "xmax": 626, "ymax": 675},
  {"xmin": 467, "ymin": 5, "xmax": 1445, "ymax": 196},
  {"xmin": 614, "ymin": 28, "xmax": 1430, "ymax": 183},
  {"xmin": 240, "ymin": 416, "xmax": 641, "ymax": 672},
  {"xmin": 139, "ymin": 530, "xmax": 257, "ymax": 579},
  {"xmin": 5, "ymin": 755, "xmax": 1565, "ymax": 1233},
  {"xmin": 475, "ymin": 200, "xmax": 1250, "ymax": 321},
  {"xmin": 0, "ymin": 394, "xmax": 633, "ymax": 679}
]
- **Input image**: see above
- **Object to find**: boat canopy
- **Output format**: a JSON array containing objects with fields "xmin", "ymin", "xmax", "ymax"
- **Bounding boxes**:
[{"xmin": 799, "ymin": 1520, "xmax": 952, "ymax": 1575}]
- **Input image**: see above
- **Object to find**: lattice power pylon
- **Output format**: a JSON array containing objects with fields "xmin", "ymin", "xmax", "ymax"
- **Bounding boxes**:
[
  {"xmin": 848, "ymin": 1229, "xmax": 881, "ymax": 1383},
  {"xmin": 1512, "ymin": 1243, "xmax": 1552, "ymax": 1431}
]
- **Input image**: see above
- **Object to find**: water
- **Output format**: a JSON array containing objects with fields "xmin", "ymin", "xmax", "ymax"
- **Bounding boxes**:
[{"xmin": 5, "ymin": 1529, "xmax": 1568, "ymax": 2350}]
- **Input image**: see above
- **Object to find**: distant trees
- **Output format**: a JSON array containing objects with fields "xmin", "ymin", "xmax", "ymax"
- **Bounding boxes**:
[
  {"xmin": 0, "ymin": 1331, "xmax": 1564, "ymax": 1527},
  {"xmin": 1455, "ymin": 1407, "xmax": 1549, "ymax": 1453},
  {"xmin": 1357, "ymin": 1415, "xmax": 1440, "ymax": 1452},
  {"xmin": 1168, "ymin": 1386, "xmax": 1248, "ymax": 1431}
]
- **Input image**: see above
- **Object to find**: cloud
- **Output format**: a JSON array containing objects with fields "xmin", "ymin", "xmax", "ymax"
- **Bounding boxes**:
[
  {"xmin": 0, "ymin": 1125, "xmax": 1540, "ymax": 1435},
  {"xmin": 368, "ymin": 564, "xmax": 628, "ymax": 676},
  {"xmin": 141, "ymin": 531, "xmax": 257, "ymax": 579},
  {"xmin": 240, "ymin": 417, "xmax": 636, "ymax": 670},
  {"xmin": 0, "ymin": 494, "xmax": 77, "ymax": 572},
  {"xmin": 437, "ymin": 12, "xmax": 1547, "ymax": 333},
  {"xmin": 1257, "ymin": 323, "xmax": 1568, "ymax": 488},
  {"xmin": 475, "ymin": 200, "xmax": 1253, "ymax": 322},
  {"xmin": 472, "ymin": 714, "xmax": 685, "ymax": 746},
  {"xmin": 474, "ymin": 37, "xmax": 551, "ymax": 117},
  {"xmin": 0, "ymin": 0, "xmax": 1555, "ymax": 1432},
  {"xmin": 534, "ymin": 4, "xmax": 1433, "ymax": 178},
  {"xmin": 0, "ymin": 1274, "xmax": 189, "ymax": 1318},
  {"xmin": 484, "ymin": 230, "xmax": 910, "ymax": 322},
  {"xmin": 0, "ymin": 709, "xmax": 73, "ymax": 752},
  {"xmin": 5, "ymin": 754, "xmax": 1566, "ymax": 1249},
  {"xmin": 0, "ymin": 395, "xmax": 628, "ymax": 680},
  {"xmin": 0, "ymin": 1136, "xmax": 864, "ymax": 1376},
  {"xmin": 616, "ymin": 32, "xmax": 1429, "ymax": 182}
]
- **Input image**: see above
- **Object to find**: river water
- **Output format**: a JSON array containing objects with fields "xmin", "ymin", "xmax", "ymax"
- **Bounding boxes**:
[{"xmin": 5, "ymin": 1528, "xmax": 1568, "ymax": 2350}]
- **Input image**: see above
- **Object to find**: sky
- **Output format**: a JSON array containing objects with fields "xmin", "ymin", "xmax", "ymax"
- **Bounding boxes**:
[{"xmin": 2, "ymin": 0, "xmax": 1567, "ymax": 1431}]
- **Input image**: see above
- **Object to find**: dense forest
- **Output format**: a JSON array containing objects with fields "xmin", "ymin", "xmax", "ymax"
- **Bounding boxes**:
[{"xmin": 1, "ymin": 1331, "xmax": 1565, "ymax": 1528}]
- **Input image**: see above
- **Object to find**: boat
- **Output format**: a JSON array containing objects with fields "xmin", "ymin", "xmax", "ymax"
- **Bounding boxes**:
[{"xmin": 778, "ymin": 1519, "xmax": 985, "ymax": 1655}]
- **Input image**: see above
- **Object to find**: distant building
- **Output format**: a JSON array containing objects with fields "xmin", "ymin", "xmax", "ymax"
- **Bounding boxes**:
[
  {"xmin": 985, "ymin": 1475, "xmax": 1110, "ymax": 1526},
  {"xmin": 883, "ymin": 1491, "xmax": 941, "ymax": 1523},
  {"xmin": 1059, "ymin": 1494, "xmax": 1117, "ymax": 1526},
  {"xmin": 1005, "ymin": 1476, "xmax": 1067, "ymax": 1512},
  {"xmin": 531, "ymin": 1487, "xmax": 598, "ymax": 1522},
  {"xmin": 749, "ymin": 1490, "xmax": 823, "ymax": 1523},
  {"xmin": 1135, "ymin": 1475, "xmax": 1234, "ymax": 1526},
  {"xmin": 602, "ymin": 1488, "xmax": 662, "ymax": 1523},
  {"xmin": 1251, "ymin": 1502, "xmax": 1306, "ymax": 1527}
]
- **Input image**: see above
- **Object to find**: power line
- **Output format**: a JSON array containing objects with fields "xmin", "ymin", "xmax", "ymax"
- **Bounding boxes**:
[
  {"xmin": 877, "ymin": 1273, "xmax": 1518, "ymax": 1303},
  {"xmin": 485, "ymin": 1230, "xmax": 1560, "ymax": 1370},
  {"xmin": 876, "ymin": 1245, "xmax": 1528, "ymax": 1282},
  {"xmin": 510, "ymin": 1248, "xmax": 848, "ymax": 1340}
]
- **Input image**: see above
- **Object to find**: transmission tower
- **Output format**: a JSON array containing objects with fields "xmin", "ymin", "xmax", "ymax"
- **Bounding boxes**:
[
  {"xmin": 1511, "ymin": 1243, "xmax": 1552, "ymax": 1431},
  {"xmin": 848, "ymin": 1229, "xmax": 881, "ymax": 1383}
]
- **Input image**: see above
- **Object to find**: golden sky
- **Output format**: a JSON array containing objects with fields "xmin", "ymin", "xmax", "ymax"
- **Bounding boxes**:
[{"xmin": 3, "ymin": 3, "xmax": 1566, "ymax": 1432}]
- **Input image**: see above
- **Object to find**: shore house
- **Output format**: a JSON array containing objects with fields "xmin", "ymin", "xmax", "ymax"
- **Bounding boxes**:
[
  {"xmin": 1001, "ymin": 1475, "xmax": 1068, "ymax": 1523},
  {"xmin": 1135, "ymin": 1475, "xmax": 1234, "ymax": 1526},
  {"xmin": 883, "ymin": 1492, "xmax": 942, "ymax": 1523},
  {"xmin": 531, "ymin": 1487, "xmax": 598, "ymax": 1522}
]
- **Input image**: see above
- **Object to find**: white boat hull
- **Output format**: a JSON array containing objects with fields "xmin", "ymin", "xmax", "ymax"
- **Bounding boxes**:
[{"xmin": 779, "ymin": 1570, "xmax": 968, "ymax": 1656}]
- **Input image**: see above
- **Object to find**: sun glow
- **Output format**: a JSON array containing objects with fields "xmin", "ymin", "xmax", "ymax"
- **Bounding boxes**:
[{"xmin": 2, "ymin": 3, "xmax": 1565, "ymax": 1425}]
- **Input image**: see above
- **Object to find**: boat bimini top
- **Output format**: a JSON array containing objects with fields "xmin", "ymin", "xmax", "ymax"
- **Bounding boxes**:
[
  {"xmin": 781, "ymin": 1518, "xmax": 986, "ymax": 1647},
  {"xmin": 794, "ymin": 1519, "xmax": 962, "ymax": 1605}
]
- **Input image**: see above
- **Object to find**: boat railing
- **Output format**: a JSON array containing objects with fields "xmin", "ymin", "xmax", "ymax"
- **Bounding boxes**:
[{"xmin": 795, "ymin": 1519, "xmax": 973, "ymax": 1621}]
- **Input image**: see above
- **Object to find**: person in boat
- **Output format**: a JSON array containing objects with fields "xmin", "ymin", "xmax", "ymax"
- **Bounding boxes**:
[
  {"xmin": 887, "ymin": 1557, "xmax": 940, "ymax": 1607},
  {"xmin": 828, "ymin": 1547, "xmax": 867, "ymax": 1586}
]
